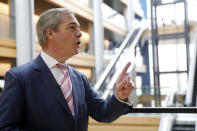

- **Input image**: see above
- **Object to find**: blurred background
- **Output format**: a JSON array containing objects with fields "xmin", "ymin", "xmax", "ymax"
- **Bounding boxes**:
[{"xmin": 0, "ymin": 0, "xmax": 197, "ymax": 130}]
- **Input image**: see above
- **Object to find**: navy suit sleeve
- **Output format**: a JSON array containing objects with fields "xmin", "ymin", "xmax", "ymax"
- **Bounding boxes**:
[
  {"xmin": 0, "ymin": 71, "xmax": 27, "ymax": 131},
  {"xmin": 81, "ymin": 74, "xmax": 132, "ymax": 123}
]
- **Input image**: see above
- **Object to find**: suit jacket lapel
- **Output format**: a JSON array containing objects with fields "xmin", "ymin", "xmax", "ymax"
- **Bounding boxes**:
[{"xmin": 33, "ymin": 55, "xmax": 74, "ymax": 118}]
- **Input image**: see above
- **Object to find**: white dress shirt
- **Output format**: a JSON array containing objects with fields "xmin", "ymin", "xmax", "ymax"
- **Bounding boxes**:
[{"xmin": 40, "ymin": 51, "xmax": 72, "ymax": 89}]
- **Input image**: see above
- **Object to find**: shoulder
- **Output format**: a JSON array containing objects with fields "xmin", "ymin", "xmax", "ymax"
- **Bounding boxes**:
[
  {"xmin": 10, "ymin": 61, "xmax": 34, "ymax": 75},
  {"xmin": 67, "ymin": 65, "xmax": 89, "ymax": 83},
  {"xmin": 9, "ymin": 55, "xmax": 42, "ymax": 76},
  {"xmin": 4, "ymin": 61, "xmax": 35, "ymax": 88},
  {"xmin": 6, "ymin": 59, "xmax": 38, "ymax": 83}
]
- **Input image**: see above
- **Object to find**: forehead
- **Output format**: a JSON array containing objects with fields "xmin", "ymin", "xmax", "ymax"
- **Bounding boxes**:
[{"xmin": 60, "ymin": 13, "xmax": 80, "ymax": 26}]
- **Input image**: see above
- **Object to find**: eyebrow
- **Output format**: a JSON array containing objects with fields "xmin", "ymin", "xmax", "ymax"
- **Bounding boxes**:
[{"xmin": 68, "ymin": 22, "xmax": 80, "ymax": 27}]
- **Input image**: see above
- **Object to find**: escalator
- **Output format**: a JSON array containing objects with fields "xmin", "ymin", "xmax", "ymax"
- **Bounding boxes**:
[
  {"xmin": 93, "ymin": 21, "xmax": 146, "ymax": 99},
  {"xmin": 190, "ymin": 53, "xmax": 197, "ymax": 107},
  {"xmin": 171, "ymin": 25, "xmax": 197, "ymax": 131},
  {"xmin": 159, "ymin": 25, "xmax": 197, "ymax": 131},
  {"xmin": 185, "ymin": 29, "xmax": 197, "ymax": 107},
  {"xmin": 172, "ymin": 121, "xmax": 195, "ymax": 131}
]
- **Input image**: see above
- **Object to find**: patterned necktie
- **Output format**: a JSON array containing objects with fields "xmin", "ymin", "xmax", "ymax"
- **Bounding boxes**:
[{"xmin": 56, "ymin": 63, "xmax": 74, "ymax": 116}]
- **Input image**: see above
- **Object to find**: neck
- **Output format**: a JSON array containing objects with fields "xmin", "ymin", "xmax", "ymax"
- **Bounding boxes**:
[{"xmin": 42, "ymin": 46, "xmax": 70, "ymax": 63}]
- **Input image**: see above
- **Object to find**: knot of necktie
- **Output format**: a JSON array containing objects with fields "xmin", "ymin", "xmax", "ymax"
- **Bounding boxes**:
[{"xmin": 56, "ymin": 63, "xmax": 67, "ymax": 70}]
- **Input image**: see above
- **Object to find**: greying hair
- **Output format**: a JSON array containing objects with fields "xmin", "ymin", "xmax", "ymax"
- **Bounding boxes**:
[{"xmin": 36, "ymin": 8, "xmax": 74, "ymax": 47}]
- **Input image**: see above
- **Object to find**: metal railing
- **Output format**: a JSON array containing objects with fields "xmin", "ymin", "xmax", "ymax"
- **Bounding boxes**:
[{"xmin": 129, "ymin": 107, "xmax": 197, "ymax": 113}]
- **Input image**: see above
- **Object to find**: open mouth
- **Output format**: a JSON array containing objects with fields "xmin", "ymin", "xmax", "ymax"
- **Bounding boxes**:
[{"xmin": 76, "ymin": 41, "xmax": 81, "ymax": 45}]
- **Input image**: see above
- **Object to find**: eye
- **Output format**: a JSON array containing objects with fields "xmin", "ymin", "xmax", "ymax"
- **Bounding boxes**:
[{"xmin": 70, "ymin": 26, "xmax": 75, "ymax": 30}]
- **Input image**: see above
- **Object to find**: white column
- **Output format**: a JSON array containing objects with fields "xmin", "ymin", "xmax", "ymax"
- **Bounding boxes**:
[
  {"xmin": 15, "ymin": 0, "xmax": 35, "ymax": 66},
  {"xmin": 126, "ymin": 0, "xmax": 135, "ymax": 30},
  {"xmin": 93, "ymin": 0, "xmax": 104, "ymax": 80}
]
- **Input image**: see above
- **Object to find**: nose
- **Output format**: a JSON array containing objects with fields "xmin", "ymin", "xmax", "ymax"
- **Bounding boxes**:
[{"xmin": 77, "ymin": 29, "xmax": 82, "ymax": 38}]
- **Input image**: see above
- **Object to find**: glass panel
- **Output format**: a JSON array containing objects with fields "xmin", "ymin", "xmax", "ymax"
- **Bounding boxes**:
[
  {"xmin": 176, "ymin": 42, "xmax": 187, "ymax": 71},
  {"xmin": 158, "ymin": 39, "xmax": 187, "ymax": 72},
  {"xmin": 156, "ymin": 3, "xmax": 184, "ymax": 26},
  {"xmin": 158, "ymin": 42, "xmax": 177, "ymax": 71},
  {"xmin": 160, "ymin": 73, "xmax": 188, "ymax": 94}
]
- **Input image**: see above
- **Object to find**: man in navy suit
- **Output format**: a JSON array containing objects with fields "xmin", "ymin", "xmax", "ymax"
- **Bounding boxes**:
[{"xmin": 0, "ymin": 8, "xmax": 134, "ymax": 131}]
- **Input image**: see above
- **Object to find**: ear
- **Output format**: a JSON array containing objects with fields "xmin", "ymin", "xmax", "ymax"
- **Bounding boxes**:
[{"xmin": 45, "ymin": 28, "xmax": 56, "ymax": 39}]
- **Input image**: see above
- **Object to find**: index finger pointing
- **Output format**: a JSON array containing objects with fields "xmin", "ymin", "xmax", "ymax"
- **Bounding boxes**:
[{"xmin": 119, "ymin": 62, "xmax": 131, "ymax": 79}]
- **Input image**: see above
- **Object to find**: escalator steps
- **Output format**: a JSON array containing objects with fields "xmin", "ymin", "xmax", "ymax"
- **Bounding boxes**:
[{"xmin": 173, "ymin": 121, "xmax": 195, "ymax": 131}]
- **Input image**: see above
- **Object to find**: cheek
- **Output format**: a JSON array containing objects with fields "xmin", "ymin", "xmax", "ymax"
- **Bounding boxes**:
[
  {"xmin": 56, "ymin": 33, "xmax": 75, "ymax": 47},
  {"xmin": 62, "ymin": 35, "xmax": 73, "ymax": 43}
]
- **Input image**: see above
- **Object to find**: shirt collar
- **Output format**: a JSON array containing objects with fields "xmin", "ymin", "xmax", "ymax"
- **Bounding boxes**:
[{"xmin": 41, "ymin": 51, "xmax": 67, "ymax": 69}]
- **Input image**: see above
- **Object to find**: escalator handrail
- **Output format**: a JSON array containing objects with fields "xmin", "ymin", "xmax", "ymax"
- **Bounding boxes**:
[
  {"xmin": 129, "ymin": 107, "xmax": 197, "ymax": 113},
  {"xmin": 159, "ymin": 114, "xmax": 175, "ymax": 131},
  {"xmin": 185, "ymin": 25, "xmax": 197, "ymax": 106},
  {"xmin": 101, "ymin": 27, "xmax": 145, "ymax": 99},
  {"xmin": 93, "ymin": 27, "xmax": 137, "ymax": 91}
]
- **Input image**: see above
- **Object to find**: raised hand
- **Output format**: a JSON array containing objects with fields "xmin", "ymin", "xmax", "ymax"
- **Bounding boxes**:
[{"xmin": 115, "ymin": 62, "xmax": 135, "ymax": 101}]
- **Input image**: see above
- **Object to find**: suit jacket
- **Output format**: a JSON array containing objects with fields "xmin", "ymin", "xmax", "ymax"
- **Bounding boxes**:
[{"xmin": 0, "ymin": 55, "xmax": 132, "ymax": 131}]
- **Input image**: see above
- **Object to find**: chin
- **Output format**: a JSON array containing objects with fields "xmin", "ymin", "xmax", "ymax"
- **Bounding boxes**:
[
  {"xmin": 75, "ymin": 49, "xmax": 79, "ymax": 54},
  {"xmin": 73, "ymin": 51, "xmax": 79, "ymax": 56}
]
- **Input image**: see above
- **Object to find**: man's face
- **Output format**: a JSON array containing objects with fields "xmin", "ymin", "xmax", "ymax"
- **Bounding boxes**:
[{"xmin": 53, "ymin": 13, "xmax": 82, "ymax": 59}]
